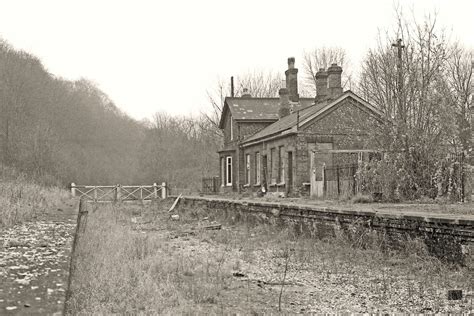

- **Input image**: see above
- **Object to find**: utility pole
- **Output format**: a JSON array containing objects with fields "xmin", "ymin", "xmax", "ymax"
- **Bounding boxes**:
[
  {"xmin": 392, "ymin": 38, "xmax": 407, "ymax": 152},
  {"xmin": 392, "ymin": 38, "xmax": 405, "ymax": 123}
]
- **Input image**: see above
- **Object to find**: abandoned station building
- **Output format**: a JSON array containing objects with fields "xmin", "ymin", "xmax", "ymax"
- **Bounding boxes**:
[{"xmin": 218, "ymin": 57, "xmax": 384, "ymax": 197}]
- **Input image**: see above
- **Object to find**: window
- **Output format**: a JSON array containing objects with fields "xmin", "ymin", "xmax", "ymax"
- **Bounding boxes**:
[
  {"xmin": 245, "ymin": 154, "xmax": 250, "ymax": 185},
  {"xmin": 226, "ymin": 156, "xmax": 232, "ymax": 186},
  {"xmin": 220, "ymin": 157, "xmax": 225, "ymax": 186},
  {"xmin": 270, "ymin": 148, "xmax": 276, "ymax": 184},
  {"xmin": 230, "ymin": 115, "xmax": 233, "ymax": 140},
  {"xmin": 255, "ymin": 152, "xmax": 261, "ymax": 184},
  {"xmin": 278, "ymin": 146, "xmax": 285, "ymax": 183}
]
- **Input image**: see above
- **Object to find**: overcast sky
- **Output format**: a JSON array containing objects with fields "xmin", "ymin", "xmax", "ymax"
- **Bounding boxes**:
[{"xmin": 0, "ymin": 0, "xmax": 472, "ymax": 120}]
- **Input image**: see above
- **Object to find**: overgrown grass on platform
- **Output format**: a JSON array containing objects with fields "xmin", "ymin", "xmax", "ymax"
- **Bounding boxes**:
[
  {"xmin": 0, "ymin": 165, "xmax": 69, "ymax": 227},
  {"xmin": 67, "ymin": 201, "xmax": 473, "ymax": 314}
]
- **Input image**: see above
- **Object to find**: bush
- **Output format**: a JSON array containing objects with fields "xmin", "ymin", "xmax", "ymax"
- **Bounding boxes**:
[
  {"xmin": 356, "ymin": 150, "xmax": 468, "ymax": 202},
  {"xmin": 351, "ymin": 194, "xmax": 374, "ymax": 204}
]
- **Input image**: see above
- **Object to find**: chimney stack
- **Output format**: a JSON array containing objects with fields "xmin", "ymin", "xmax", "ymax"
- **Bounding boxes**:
[
  {"xmin": 278, "ymin": 88, "xmax": 290, "ymax": 118},
  {"xmin": 315, "ymin": 68, "xmax": 328, "ymax": 101},
  {"xmin": 285, "ymin": 57, "xmax": 299, "ymax": 102},
  {"xmin": 327, "ymin": 63, "xmax": 343, "ymax": 99},
  {"xmin": 241, "ymin": 88, "xmax": 251, "ymax": 98}
]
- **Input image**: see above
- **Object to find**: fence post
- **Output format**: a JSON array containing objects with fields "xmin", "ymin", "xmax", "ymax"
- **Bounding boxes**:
[
  {"xmin": 94, "ymin": 187, "xmax": 97, "ymax": 202},
  {"xmin": 113, "ymin": 185, "xmax": 118, "ymax": 201},
  {"xmin": 71, "ymin": 183, "xmax": 76, "ymax": 197},
  {"xmin": 153, "ymin": 183, "xmax": 158, "ymax": 199},
  {"xmin": 336, "ymin": 166, "xmax": 340, "ymax": 196},
  {"xmin": 116, "ymin": 184, "xmax": 122, "ymax": 202},
  {"xmin": 161, "ymin": 182, "xmax": 167, "ymax": 199}
]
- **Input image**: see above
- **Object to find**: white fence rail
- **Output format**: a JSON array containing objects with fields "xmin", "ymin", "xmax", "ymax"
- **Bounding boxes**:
[{"xmin": 70, "ymin": 182, "xmax": 167, "ymax": 202}]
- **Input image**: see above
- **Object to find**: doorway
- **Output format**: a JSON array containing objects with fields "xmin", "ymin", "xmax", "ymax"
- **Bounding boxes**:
[{"xmin": 287, "ymin": 151, "xmax": 293, "ymax": 194}]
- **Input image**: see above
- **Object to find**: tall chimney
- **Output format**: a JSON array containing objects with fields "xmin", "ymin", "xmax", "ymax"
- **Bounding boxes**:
[
  {"xmin": 315, "ymin": 68, "xmax": 328, "ymax": 101},
  {"xmin": 241, "ymin": 87, "xmax": 251, "ymax": 98},
  {"xmin": 285, "ymin": 57, "xmax": 299, "ymax": 102},
  {"xmin": 327, "ymin": 63, "xmax": 343, "ymax": 99},
  {"xmin": 278, "ymin": 88, "xmax": 290, "ymax": 118}
]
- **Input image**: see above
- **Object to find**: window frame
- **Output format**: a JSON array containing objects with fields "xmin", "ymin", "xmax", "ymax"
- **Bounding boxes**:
[
  {"xmin": 226, "ymin": 156, "xmax": 232, "ymax": 186},
  {"xmin": 245, "ymin": 154, "xmax": 250, "ymax": 185},
  {"xmin": 278, "ymin": 146, "xmax": 285, "ymax": 184},
  {"xmin": 270, "ymin": 147, "xmax": 276, "ymax": 184},
  {"xmin": 220, "ymin": 157, "xmax": 225, "ymax": 187},
  {"xmin": 255, "ymin": 152, "xmax": 261, "ymax": 185}
]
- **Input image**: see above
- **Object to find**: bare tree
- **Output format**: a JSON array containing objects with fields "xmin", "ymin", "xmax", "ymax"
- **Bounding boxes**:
[
  {"xmin": 358, "ymin": 10, "xmax": 453, "ymax": 152},
  {"xmin": 357, "ymin": 9, "xmax": 458, "ymax": 198},
  {"xmin": 445, "ymin": 44, "xmax": 474, "ymax": 152},
  {"xmin": 235, "ymin": 70, "xmax": 282, "ymax": 98},
  {"xmin": 302, "ymin": 47, "xmax": 352, "ymax": 96}
]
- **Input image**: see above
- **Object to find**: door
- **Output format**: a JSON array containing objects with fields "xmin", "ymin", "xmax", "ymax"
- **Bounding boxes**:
[
  {"xmin": 310, "ymin": 143, "xmax": 333, "ymax": 197},
  {"xmin": 287, "ymin": 151, "xmax": 293, "ymax": 194},
  {"xmin": 262, "ymin": 155, "xmax": 268, "ymax": 192}
]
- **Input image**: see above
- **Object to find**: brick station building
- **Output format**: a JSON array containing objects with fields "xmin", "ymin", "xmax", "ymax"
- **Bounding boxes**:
[{"xmin": 218, "ymin": 57, "xmax": 384, "ymax": 197}]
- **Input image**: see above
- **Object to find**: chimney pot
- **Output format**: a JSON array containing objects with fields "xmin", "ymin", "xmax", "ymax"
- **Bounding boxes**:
[
  {"xmin": 241, "ymin": 88, "xmax": 251, "ymax": 98},
  {"xmin": 288, "ymin": 57, "xmax": 295, "ymax": 69}
]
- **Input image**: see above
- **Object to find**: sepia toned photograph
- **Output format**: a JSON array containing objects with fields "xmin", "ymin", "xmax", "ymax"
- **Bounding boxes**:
[{"xmin": 0, "ymin": 0, "xmax": 473, "ymax": 314}]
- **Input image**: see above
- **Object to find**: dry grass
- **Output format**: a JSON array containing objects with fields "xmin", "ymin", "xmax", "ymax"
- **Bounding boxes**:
[
  {"xmin": 67, "ymin": 201, "xmax": 474, "ymax": 314},
  {"xmin": 0, "ymin": 165, "xmax": 69, "ymax": 227}
]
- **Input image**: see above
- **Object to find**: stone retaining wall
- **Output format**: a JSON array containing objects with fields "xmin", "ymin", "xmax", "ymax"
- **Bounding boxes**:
[{"xmin": 177, "ymin": 196, "xmax": 474, "ymax": 264}]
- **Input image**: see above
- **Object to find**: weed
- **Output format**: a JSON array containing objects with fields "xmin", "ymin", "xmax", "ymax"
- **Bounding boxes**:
[{"xmin": 351, "ymin": 193, "xmax": 374, "ymax": 203}]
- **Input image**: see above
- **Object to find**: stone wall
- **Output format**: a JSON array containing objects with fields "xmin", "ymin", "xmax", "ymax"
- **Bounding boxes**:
[{"xmin": 177, "ymin": 196, "xmax": 474, "ymax": 264}]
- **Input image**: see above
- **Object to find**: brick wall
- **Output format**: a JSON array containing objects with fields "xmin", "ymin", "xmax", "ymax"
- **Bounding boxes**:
[
  {"xmin": 223, "ymin": 112, "xmax": 235, "ymax": 146},
  {"xmin": 294, "ymin": 99, "xmax": 381, "ymax": 195},
  {"xmin": 238, "ymin": 122, "xmax": 273, "ymax": 141},
  {"xmin": 302, "ymin": 99, "xmax": 380, "ymax": 148},
  {"xmin": 232, "ymin": 98, "xmax": 381, "ymax": 196},
  {"xmin": 241, "ymin": 136, "xmax": 297, "ymax": 195},
  {"xmin": 177, "ymin": 196, "xmax": 474, "ymax": 264}
]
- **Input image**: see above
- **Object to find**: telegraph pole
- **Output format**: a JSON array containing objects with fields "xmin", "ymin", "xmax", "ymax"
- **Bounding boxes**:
[
  {"xmin": 392, "ymin": 38, "xmax": 407, "ymax": 152},
  {"xmin": 392, "ymin": 38, "xmax": 405, "ymax": 124}
]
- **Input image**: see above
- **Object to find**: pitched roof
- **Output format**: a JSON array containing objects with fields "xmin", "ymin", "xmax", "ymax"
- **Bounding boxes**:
[
  {"xmin": 242, "ymin": 91, "xmax": 384, "ymax": 146},
  {"xmin": 242, "ymin": 100, "xmax": 328, "ymax": 144},
  {"xmin": 218, "ymin": 97, "xmax": 315, "ymax": 128}
]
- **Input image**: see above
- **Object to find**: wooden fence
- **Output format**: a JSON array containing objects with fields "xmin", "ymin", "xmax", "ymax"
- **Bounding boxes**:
[
  {"xmin": 323, "ymin": 164, "xmax": 358, "ymax": 198},
  {"xmin": 202, "ymin": 177, "xmax": 219, "ymax": 194},
  {"xmin": 70, "ymin": 183, "xmax": 167, "ymax": 202}
]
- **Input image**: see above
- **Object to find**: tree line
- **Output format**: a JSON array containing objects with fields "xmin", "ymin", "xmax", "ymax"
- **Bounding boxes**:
[{"xmin": 0, "ymin": 39, "xmax": 219, "ymax": 188}]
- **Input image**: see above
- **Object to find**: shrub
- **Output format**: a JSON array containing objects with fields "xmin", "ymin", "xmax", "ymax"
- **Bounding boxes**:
[
  {"xmin": 351, "ymin": 194, "xmax": 374, "ymax": 204},
  {"xmin": 356, "ymin": 150, "xmax": 468, "ymax": 202}
]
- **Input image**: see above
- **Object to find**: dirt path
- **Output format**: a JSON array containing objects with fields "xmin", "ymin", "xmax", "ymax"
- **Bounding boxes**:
[{"xmin": 0, "ymin": 200, "xmax": 78, "ymax": 315}]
